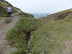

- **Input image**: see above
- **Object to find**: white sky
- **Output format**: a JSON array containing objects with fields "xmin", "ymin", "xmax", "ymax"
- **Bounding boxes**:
[{"xmin": 5, "ymin": 0, "xmax": 72, "ymax": 13}]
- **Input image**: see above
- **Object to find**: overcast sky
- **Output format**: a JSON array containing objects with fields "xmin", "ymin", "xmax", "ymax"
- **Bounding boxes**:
[{"xmin": 5, "ymin": 0, "xmax": 72, "ymax": 14}]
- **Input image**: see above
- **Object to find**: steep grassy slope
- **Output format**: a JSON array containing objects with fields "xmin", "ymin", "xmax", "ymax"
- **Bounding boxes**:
[
  {"xmin": 6, "ymin": 12, "xmax": 42, "ymax": 54},
  {"xmin": 39, "ymin": 9, "xmax": 72, "ymax": 24},
  {"xmin": 30, "ymin": 12, "xmax": 72, "ymax": 54},
  {"xmin": 0, "ymin": 0, "xmax": 18, "ymax": 17},
  {"xmin": 0, "ymin": 1, "xmax": 8, "ymax": 17}
]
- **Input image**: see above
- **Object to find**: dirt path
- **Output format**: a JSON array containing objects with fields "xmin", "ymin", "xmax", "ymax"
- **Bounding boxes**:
[
  {"xmin": 0, "ymin": 13, "xmax": 19, "ymax": 54},
  {"xmin": 63, "ymin": 41, "xmax": 72, "ymax": 54}
]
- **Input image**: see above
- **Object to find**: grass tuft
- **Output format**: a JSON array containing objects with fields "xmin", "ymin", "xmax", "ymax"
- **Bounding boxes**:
[{"xmin": 5, "ymin": 18, "xmax": 12, "ymax": 24}]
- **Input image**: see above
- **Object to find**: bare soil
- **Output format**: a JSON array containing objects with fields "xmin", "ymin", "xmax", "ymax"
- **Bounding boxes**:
[
  {"xmin": 63, "ymin": 41, "xmax": 72, "ymax": 54},
  {"xmin": 0, "ymin": 13, "xmax": 19, "ymax": 54}
]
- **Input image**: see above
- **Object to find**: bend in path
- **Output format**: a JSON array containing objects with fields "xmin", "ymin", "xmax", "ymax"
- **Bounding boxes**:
[{"xmin": 0, "ymin": 13, "xmax": 19, "ymax": 54}]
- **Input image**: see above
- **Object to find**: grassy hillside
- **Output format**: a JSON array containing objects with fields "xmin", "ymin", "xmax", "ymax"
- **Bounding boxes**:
[
  {"xmin": 30, "ymin": 10, "xmax": 72, "ymax": 54},
  {"xmin": 0, "ymin": 0, "xmax": 18, "ymax": 17},
  {"xmin": 4, "ymin": 0, "xmax": 72, "ymax": 54},
  {"xmin": 0, "ymin": 1, "xmax": 8, "ymax": 17},
  {"xmin": 39, "ymin": 9, "xmax": 72, "ymax": 24},
  {"xmin": 6, "ymin": 12, "xmax": 42, "ymax": 54}
]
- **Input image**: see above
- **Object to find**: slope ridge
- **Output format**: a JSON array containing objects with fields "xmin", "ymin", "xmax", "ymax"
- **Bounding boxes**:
[{"xmin": 39, "ymin": 9, "xmax": 72, "ymax": 24}]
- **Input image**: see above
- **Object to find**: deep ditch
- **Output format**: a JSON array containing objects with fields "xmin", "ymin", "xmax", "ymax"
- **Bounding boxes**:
[{"xmin": 22, "ymin": 28, "xmax": 37, "ymax": 51}]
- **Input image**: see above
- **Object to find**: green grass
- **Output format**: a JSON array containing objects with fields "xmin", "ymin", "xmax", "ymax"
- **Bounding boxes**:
[
  {"xmin": 0, "ymin": 1, "xmax": 18, "ymax": 17},
  {"xmin": 7, "ymin": 29, "xmax": 27, "ymax": 54},
  {"xmin": 6, "ymin": 12, "xmax": 42, "ymax": 54},
  {"xmin": 30, "ymin": 16, "xmax": 72, "ymax": 54},
  {"xmin": 0, "ymin": 1, "xmax": 8, "ymax": 17},
  {"xmin": 11, "ymin": 48, "xmax": 27, "ymax": 54},
  {"xmin": 18, "ymin": 12, "xmax": 34, "ymax": 18},
  {"xmin": 0, "ymin": 17, "xmax": 2, "ymax": 19}
]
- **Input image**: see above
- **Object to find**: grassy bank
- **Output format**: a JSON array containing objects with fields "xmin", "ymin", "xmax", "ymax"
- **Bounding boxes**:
[
  {"xmin": 30, "ymin": 11, "xmax": 72, "ymax": 54},
  {"xmin": 6, "ymin": 12, "xmax": 42, "ymax": 54}
]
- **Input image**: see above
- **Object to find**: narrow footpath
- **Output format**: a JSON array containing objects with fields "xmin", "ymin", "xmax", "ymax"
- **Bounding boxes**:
[{"xmin": 0, "ymin": 13, "xmax": 19, "ymax": 54}]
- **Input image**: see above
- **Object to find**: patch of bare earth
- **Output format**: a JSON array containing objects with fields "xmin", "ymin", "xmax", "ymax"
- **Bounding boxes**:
[
  {"xmin": 62, "ymin": 41, "xmax": 72, "ymax": 54},
  {"xmin": 0, "ymin": 13, "xmax": 19, "ymax": 54}
]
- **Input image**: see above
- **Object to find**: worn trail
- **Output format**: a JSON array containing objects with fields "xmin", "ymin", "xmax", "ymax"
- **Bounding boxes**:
[{"xmin": 0, "ymin": 13, "xmax": 19, "ymax": 54}]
